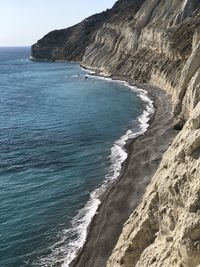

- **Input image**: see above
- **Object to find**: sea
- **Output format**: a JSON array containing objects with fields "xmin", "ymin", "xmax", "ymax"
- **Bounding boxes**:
[{"xmin": 0, "ymin": 47, "xmax": 153, "ymax": 267}]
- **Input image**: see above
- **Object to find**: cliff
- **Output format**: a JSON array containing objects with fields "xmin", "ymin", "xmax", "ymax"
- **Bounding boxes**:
[
  {"xmin": 31, "ymin": 12, "xmax": 107, "ymax": 61},
  {"xmin": 32, "ymin": 0, "xmax": 200, "ymax": 124},
  {"xmin": 107, "ymin": 102, "xmax": 200, "ymax": 267},
  {"xmin": 81, "ymin": 0, "xmax": 200, "ymax": 125},
  {"xmin": 32, "ymin": 0, "xmax": 200, "ymax": 266},
  {"xmin": 31, "ymin": 0, "xmax": 143, "ymax": 61}
]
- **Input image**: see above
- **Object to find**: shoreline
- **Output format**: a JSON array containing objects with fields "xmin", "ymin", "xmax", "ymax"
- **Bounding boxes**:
[
  {"xmin": 62, "ymin": 72, "xmax": 155, "ymax": 266},
  {"xmin": 28, "ymin": 59, "xmax": 156, "ymax": 267},
  {"xmin": 69, "ymin": 75, "xmax": 177, "ymax": 267}
]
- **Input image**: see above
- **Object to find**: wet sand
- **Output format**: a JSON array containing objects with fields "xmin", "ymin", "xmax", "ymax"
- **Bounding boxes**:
[{"xmin": 70, "ymin": 82, "xmax": 177, "ymax": 267}]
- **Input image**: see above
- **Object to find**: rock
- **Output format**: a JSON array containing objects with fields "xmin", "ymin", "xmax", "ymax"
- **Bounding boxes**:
[
  {"xmin": 174, "ymin": 118, "xmax": 185, "ymax": 131},
  {"xmin": 107, "ymin": 103, "xmax": 200, "ymax": 267},
  {"xmin": 31, "ymin": 12, "xmax": 108, "ymax": 61}
]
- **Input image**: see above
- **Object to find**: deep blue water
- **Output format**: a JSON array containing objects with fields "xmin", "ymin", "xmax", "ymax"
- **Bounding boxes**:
[{"xmin": 0, "ymin": 47, "xmax": 146, "ymax": 267}]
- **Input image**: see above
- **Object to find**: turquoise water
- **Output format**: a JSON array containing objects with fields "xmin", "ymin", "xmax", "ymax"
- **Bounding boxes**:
[{"xmin": 0, "ymin": 47, "xmax": 150, "ymax": 267}]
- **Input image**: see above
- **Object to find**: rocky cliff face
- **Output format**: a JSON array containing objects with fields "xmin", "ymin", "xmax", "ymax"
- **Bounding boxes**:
[
  {"xmin": 32, "ymin": 0, "xmax": 200, "ymax": 266},
  {"xmin": 31, "ymin": 12, "xmax": 107, "ymax": 61},
  {"xmin": 31, "ymin": 0, "xmax": 143, "ymax": 61},
  {"xmin": 81, "ymin": 0, "xmax": 200, "ymax": 124},
  {"xmin": 107, "ymin": 102, "xmax": 200, "ymax": 267}
]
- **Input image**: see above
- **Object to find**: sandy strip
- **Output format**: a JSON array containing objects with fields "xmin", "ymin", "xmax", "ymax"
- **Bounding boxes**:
[{"xmin": 70, "ymin": 82, "xmax": 177, "ymax": 267}]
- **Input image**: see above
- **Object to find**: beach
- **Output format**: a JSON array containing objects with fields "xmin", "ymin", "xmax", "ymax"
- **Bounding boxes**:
[{"xmin": 70, "ymin": 82, "xmax": 177, "ymax": 267}]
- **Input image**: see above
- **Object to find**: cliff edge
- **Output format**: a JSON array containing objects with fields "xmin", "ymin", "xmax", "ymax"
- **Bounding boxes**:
[{"xmin": 32, "ymin": 0, "xmax": 200, "ymax": 266}]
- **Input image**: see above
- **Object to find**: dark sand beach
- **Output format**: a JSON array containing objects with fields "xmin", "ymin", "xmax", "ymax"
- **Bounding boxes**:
[{"xmin": 70, "ymin": 82, "xmax": 177, "ymax": 267}]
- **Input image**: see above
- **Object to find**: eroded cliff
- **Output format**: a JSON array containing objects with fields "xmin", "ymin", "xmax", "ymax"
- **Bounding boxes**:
[
  {"xmin": 31, "ymin": 0, "xmax": 144, "ymax": 61},
  {"xmin": 107, "ymin": 101, "xmax": 200, "ymax": 267},
  {"xmin": 81, "ymin": 0, "xmax": 200, "ymax": 124},
  {"xmin": 31, "ymin": 0, "xmax": 200, "ymax": 266}
]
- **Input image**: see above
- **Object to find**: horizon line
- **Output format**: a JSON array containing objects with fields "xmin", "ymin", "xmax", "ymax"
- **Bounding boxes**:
[{"xmin": 0, "ymin": 45, "xmax": 31, "ymax": 47}]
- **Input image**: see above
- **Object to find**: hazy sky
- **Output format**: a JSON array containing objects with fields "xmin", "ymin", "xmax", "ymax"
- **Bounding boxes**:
[{"xmin": 0, "ymin": 0, "xmax": 116, "ymax": 46}]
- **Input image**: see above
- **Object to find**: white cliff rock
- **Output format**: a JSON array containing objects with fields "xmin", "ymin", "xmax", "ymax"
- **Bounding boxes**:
[{"xmin": 107, "ymin": 102, "xmax": 200, "ymax": 267}]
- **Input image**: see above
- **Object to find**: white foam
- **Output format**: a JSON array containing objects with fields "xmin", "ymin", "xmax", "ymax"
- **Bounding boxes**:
[
  {"xmin": 61, "ymin": 196, "xmax": 101, "ymax": 266},
  {"xmin": 81, "ymin": 67, "xmax": 96, "ymax": 75},
  {"xmin": 36, "ymin": 71, "xmax": 154, "ymax": 267},
  {"xmin": 34, "ymin": 195, "xmax": 101, "ymax": 267}
]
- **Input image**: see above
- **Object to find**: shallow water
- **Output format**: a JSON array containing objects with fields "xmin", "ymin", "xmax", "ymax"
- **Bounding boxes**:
[{"xmin": 0, "ymin": 47, "xmax": 150, "ymax": 267}]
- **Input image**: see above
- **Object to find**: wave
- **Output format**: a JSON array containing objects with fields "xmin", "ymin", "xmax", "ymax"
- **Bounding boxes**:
[{"xmin": 35, "ymin": 71, "xmax": 154, "ymax": 267}]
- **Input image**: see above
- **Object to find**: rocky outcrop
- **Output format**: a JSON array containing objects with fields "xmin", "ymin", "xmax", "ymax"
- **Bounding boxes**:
[
  {"xmin": 107, "ymin": 102, "xmax": 200, "ymax": 267},
  {"xmin": 31, "ymin": 0, "xmax": 200, "ymax": 266},
  {"xmin": 174, "ymin": 34, "xmax": 200, "ymax": 121}
]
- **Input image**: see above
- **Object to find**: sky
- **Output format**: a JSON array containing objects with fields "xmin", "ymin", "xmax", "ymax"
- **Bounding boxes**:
[{"xmin": 0, "ymin": 0, "xmax": 116, "ymax": 46}]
